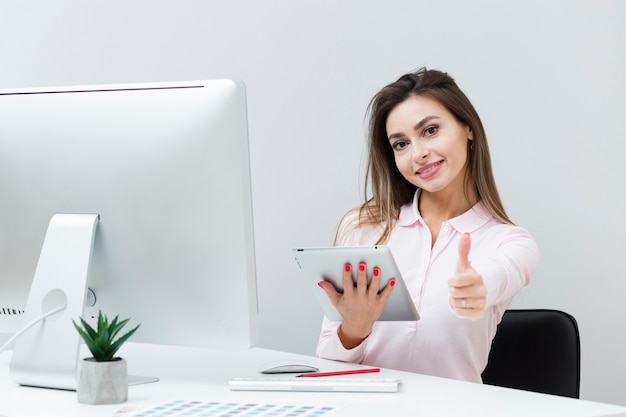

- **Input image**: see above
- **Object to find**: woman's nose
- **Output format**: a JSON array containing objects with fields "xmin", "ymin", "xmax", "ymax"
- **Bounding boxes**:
[{"xmin": 412, "ymin": 142, "xmax": 429, "ymax": 160}]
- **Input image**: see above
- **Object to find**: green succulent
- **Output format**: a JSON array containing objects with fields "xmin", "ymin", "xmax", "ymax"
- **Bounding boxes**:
[{"xmin": 73, "ymin": 310, "xmax": 140, "ymax": 362}]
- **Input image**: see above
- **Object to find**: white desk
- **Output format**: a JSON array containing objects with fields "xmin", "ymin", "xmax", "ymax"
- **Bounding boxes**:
[{"xmin": 1, "ymin": 342, "xmax": 626, "ymax": 417}]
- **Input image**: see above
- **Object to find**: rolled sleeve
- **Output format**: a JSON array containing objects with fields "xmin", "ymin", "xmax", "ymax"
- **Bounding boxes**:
[{"xmin": 316, "ymin": 317, "xmax": 368, "ymax": 363}]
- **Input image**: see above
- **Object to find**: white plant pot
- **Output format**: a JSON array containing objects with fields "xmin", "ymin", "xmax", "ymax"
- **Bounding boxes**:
[{"xmin": 76, "ymin": 357, "xmax": 128, "ymax": 405}]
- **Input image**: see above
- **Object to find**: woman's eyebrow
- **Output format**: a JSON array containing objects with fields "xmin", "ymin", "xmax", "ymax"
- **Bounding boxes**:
[
  {"xmin": 388, "ymin": 115, "xmax": 440, "ymax": 141},
  {"xmin": 414, "ymin": 115, "xmax": 440, "ymax": 132}
]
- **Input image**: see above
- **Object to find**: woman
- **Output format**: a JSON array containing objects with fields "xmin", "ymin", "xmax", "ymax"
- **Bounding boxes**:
[{"xmin": 316, "ymin": 68, "xmax": 540, "ymax": 383}]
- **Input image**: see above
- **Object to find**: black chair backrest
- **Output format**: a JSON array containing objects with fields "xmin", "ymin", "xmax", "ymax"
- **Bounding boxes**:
[{"xmin": 481, "ymin": 309, "xmax": 581, "ymax": 398}]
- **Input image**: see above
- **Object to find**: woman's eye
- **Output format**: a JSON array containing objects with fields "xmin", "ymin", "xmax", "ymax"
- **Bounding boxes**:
[
  {"xmin": 391, "ymin": 140, "xmax": 408, "ymax": 151},
  {"xmin": 424, "ymin": 125, "xmax": 438, "ymax": 136}
]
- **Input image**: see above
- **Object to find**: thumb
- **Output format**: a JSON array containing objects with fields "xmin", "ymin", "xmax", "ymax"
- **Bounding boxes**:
[
  {"xmin": 317, "ymin": 281, "xmax": 341, "ymax": 306},
  {"xmin": 456, "ymin": 232, "xmax": 471, "ymax": 273}
]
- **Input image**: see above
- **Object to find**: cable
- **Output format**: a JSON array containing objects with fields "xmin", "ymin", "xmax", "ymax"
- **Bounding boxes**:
[{"xmin": 0, "ymin": 306, "xmax": 66, "ymax": 355}]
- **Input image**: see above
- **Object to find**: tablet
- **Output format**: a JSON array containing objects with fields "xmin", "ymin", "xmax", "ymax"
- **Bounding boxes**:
[{"xmin": 292, "ymin": 246, "xmax": 419, "ymax": 322}]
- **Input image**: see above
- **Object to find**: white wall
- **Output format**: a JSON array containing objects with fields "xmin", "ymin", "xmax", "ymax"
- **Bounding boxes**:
[{"xmin": 1, "ymin": 0, "xmax": 624, "ymax": 405}]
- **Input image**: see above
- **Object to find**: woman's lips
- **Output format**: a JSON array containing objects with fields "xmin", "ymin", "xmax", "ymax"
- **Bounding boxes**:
[{"xmin": 417, "ymin": 161, "xmax": 442, "ymax": 179}]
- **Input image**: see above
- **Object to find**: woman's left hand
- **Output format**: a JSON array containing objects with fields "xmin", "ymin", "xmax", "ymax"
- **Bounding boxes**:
[{"xmin": 448, "ymin": 233, "xmax": 487, "ymax": 319}]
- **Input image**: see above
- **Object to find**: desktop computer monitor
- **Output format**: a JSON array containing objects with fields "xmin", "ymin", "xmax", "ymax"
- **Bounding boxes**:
[{"xmin": 0, "ymin": 79, "xmax": 259, "ymax": 388}]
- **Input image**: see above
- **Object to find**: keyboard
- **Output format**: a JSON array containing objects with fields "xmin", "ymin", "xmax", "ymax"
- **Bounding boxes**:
[
  {"xmin": 110, "ymin": 400, "xmax": 339, "ymax": 417},
  {"xmin": 228, "ymin": 377, "xmax": 400, "ymax": 393}
]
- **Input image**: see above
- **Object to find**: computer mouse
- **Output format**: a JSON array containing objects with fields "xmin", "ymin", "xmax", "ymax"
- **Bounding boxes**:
[{"xmin": 259, "ymin": 359, "xmax": 319, "ymax": 374}]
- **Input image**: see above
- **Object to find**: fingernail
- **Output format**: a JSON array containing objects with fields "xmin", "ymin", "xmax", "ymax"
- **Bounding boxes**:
[
  {"xmin": 359, "ymin": 264, "xmax": 365, "ymax": 272},
  {"xmin": 317, "ymin": 282, "xmax": 324, "ymax": 289},
  {"xmin": 373, "ymin": 268, "xmax": 380, "ymax": 277},
  {"xmin": 344, "ymin": 264, "xmax": 351, "ymax": 272},
  {"xmin": 389, "ymin": 279, "xmax": 396, "ymax": 287},
  {"xmin": 464, "ymin": 232, "xmax": 470, "ymax": 236}
]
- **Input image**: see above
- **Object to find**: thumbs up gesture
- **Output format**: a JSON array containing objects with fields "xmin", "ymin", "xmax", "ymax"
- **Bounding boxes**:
[{"xmin": 448, "ymin": 233, "xmax": 487, "ymax": 319}]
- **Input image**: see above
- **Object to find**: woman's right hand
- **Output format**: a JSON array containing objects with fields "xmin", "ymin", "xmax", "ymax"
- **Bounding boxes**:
[{"xmin": 317, "ymin": 263, "xmax": 395, "ymax": 349}]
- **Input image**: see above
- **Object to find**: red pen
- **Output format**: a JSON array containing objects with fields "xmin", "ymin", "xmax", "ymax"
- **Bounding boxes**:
[{"xmin": 297, "ymin": 368, "xmax": 381, "ymax": 378}]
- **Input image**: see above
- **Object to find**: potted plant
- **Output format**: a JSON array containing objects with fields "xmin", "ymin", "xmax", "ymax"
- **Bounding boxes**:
[{"xmin": 73, "ymin": 310, "xmax": 140, "ymax": 405}]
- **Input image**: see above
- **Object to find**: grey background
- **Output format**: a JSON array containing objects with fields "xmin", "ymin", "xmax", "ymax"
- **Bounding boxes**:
[{"xmin": 1, "ymin": 0, "xmax": 624, "ymax": 405}]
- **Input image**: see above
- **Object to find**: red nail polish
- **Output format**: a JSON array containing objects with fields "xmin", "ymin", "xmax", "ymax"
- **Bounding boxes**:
[
  {"xmin": 359, "ymin": 264, "xmax": 365, "ymax": 272},
  {"xmin": 373, "ymin": 268, "xmax": 380, "ymax": 277},
  {"xmin": 344, "ymin": 264, "xmax": 351, "ymax": 272},
  {"xmin": 390, "ymin": 279, "xmax": 396, "ymax": 287}
]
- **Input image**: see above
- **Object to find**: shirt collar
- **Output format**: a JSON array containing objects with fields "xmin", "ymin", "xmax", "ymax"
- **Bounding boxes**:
[{"xmin": 397, "ymin": 189, "xmax": 493, "ymax": 233}]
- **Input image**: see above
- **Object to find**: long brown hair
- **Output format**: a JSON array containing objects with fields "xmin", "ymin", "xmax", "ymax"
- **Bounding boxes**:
[{"xmin": 340, "ymin": 67, "xmax": 512, "ymax": 245}]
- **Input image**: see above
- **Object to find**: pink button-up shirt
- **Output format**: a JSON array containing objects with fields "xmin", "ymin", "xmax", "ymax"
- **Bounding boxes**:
[{"xmin": 316, "ymin": 192, "xmax": 540, "ymax": 383}]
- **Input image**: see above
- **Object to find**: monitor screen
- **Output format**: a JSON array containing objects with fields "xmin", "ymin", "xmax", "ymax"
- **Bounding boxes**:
[{"xmin": 0, "ymin": 80, "xmax": 259, "ymax": 353}]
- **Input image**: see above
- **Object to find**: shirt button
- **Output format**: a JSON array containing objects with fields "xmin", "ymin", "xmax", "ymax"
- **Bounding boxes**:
[{"xmin": 443, "ymin": 224, "xmax": 450, "ymax": 233}]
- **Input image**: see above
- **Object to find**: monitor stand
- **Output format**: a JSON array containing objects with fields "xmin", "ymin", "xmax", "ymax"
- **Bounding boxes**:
[{"xmin": 10, "ymin": 214, "xmax": 99, "ymax": 390}]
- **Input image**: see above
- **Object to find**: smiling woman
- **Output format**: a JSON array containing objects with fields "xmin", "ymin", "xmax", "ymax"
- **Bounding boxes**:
[
  {"xmin": 387, "ymin": 96, "xmax": 473, "ymax": 201},
  {"xmin": 387, "ymin": 96, "xmax": 476, "ymax": 247},
  {"xmin": 315, "ymin": 67, "xmax": 540, "ymax": 384}
]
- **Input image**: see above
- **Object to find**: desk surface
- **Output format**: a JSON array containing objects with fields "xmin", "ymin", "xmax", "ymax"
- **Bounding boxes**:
[{"xmin": 1, "ymin": 342, "xmax": 626, "ymax": 417}]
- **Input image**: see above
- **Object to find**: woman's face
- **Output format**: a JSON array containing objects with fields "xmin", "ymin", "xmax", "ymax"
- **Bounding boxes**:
[{"xmin": 386, "ymin": 96, "xmax": 472, "ymax": 196}]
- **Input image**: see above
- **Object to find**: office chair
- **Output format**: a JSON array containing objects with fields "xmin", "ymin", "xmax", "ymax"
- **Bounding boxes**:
[{"xmin": 481, "ymin": 309, "xmax": 581, "ymax": 398}]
